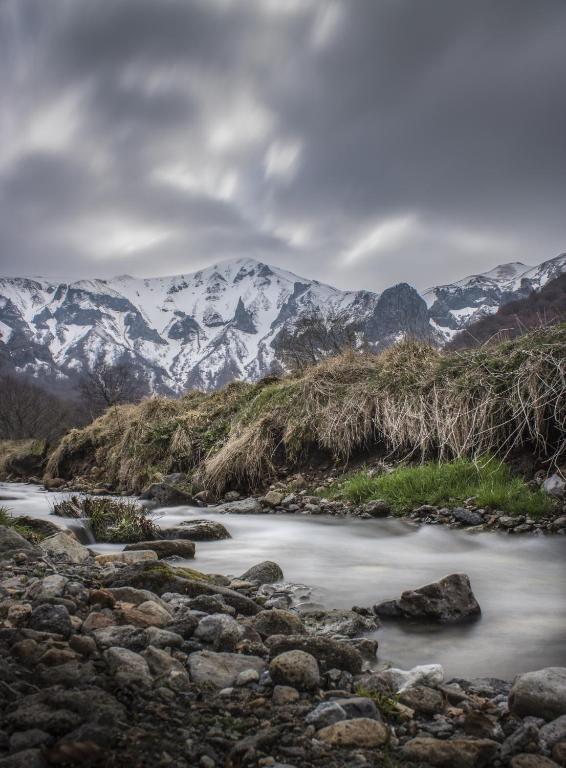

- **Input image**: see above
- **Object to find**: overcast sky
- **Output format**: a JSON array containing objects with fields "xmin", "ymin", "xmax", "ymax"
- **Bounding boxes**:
[{"xmin": 0, "ymin": 0, "xmax": 565, "ymax": 292}]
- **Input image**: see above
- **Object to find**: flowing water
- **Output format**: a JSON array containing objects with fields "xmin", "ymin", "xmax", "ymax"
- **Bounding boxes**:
[{"xmin": 2, "ymin": 482, "xmax": 566, "ymax": 680}]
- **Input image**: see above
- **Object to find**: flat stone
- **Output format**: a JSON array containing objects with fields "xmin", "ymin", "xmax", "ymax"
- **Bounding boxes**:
[
  {"xmin": 124, "ymin": 540, "xmax": 195, "ymax": 559},
  {"xmin": 510, "ymin": 757, "xmax": 560, "ymax": 768},
  {"xmin": 316, "ymin": 718, "xmax": 389, "ymax": 747},
  {"xmin": 188, "ymin": 650, "xmax": 266, "ymax": 688},
  {"xmin": 402, "ymin": 737, "xmax": 499, "ymax": 767},
  {"xmin": 509, "ymin": 668, "xmax": 566, "ymax": 721},
  {"xmin": 95, "ymin": 550, "xmax": 158, "ymax": 565}
]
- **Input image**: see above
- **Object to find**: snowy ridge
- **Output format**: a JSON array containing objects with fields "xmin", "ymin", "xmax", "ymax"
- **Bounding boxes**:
[{"xmin": 1, "ymin": 253, "xmax": 564, "ymax": 390}]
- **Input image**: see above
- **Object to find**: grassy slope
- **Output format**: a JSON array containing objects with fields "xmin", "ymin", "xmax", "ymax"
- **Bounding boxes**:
[{"xmin": 45, "ymin": 325, "xmax": 566, "ymax": 495}]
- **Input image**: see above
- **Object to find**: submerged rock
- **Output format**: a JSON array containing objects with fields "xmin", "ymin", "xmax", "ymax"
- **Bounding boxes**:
[
  {"xmin": 124, "ymin": 539, "xmax": 196, "ymax": 559},
  {"xmin": 173, "ymin": 519, "xmax": 231, "ymax": 541},
  {"xmin": 374, "ymin": 573, "xmax": 481, "ymax": 623}
]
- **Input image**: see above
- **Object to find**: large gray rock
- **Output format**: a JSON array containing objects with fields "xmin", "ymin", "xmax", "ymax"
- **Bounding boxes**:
[
  {"xmin": 39, "ymin": 533, "xmax": 86, "ymax": 565},
  {"xmin": 270, "ymin": 650, "xmax": 320, "ymax": 690},
  {"xmin": 215, "ymin": 498, "xmax": 262, "ymax": 515},
  {"xmin": 124, "ymin": 539, "xmax": 196, "ymax": 559},
  {"xmin": 0, "ymin": 525, "xmax": 39, "ymax": 560},
  {"xmin": 374, "ymin": 573, "xmax": 481, "ymax": 623},
  {"xmin": 188, "ymin": 650, "xmax": 266, "ymax": 688},
  {"xmin": 28, "ymin": 604, "xmax": 72, "ymax": 638},
  {"xmin": 194, "ymin": 613, "xmax": 243, "ymax": 651},
  {"xmin": 171, "ymin": 519, "xmax": 231, "ymax": 541},
  {"xmin": 240, "ymin": 560, "xmax": 284, "ymax": 584},
  {"xmin": 542, "ymin": 474, "xmax": 565, "ymax": 499},
  {"xmin": 267, "ymin": 634, "xmax": 363, "ymax": 674},
  {"xmin": 509, "ymin": 668, "xmax": 566, "ymax": 721}
]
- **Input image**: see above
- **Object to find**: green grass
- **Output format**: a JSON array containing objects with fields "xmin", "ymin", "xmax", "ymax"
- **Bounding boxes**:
[
  {"xmin": 0, "ymin": 505, "xmax": 40, "ymax": 542},
  {"xmin": 328, "ymin": 458, "xmax": 554, "ymax": 517},
  {"xmin": 51, "ymin": 495, "xmax": 159, "ymax": 543}
]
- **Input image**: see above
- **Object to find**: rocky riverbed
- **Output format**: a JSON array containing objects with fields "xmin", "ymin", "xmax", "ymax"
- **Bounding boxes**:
[{"xmin": 2, "ymin": 523, "xmax": 566, "ymax": 768}]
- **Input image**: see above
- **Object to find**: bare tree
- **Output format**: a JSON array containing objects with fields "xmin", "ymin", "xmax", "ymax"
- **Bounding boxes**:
[
  {"xmin": 277, "ymin": 308, "xmax": 357, "ymax": 371},
  {"xmin": 79, "ymin": 360, "xmax": 148, "ymax": 418},
  {"xmin": 0, "ymin": 374, "xmax": 75, "ymax": 442}
]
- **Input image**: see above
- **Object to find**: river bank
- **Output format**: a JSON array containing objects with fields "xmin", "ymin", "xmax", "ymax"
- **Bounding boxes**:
[{"xmin": 2, "ymin": 523, "xmax": 566, "ymax": 768}]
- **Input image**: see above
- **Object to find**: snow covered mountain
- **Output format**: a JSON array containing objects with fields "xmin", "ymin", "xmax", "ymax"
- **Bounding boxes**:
[
  {"xmin": 424, "ymin": 253, "xmax": 566, "ymax": 339},
  {"xmin": 0, "ymin": 258, "xmax": 431, "ymax": 392},
  {"xmin": 1, "ymin": 253, "xmax": 564, "ymax": 391}
]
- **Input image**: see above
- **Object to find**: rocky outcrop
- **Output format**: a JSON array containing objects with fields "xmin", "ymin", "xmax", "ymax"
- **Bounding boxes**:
[{"xmin": 374, "ymin": 573, "xmax": 481, "ymax": 623}]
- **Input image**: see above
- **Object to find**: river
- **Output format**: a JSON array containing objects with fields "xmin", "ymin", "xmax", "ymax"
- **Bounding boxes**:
[{"xmin": 2, "ymin": 481, "xmax": 566, "ymax": 680}]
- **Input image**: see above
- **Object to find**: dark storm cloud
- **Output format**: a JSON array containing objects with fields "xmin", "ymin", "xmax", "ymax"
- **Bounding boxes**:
[{"xmin": 0, "ymin": 0, "xmax": 564, "ymax": 290}]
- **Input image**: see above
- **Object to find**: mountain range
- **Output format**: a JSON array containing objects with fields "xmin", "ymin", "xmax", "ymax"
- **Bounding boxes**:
[{"xmin": 0, "ymin": 253, "xmax": 564, "ymax": 392}]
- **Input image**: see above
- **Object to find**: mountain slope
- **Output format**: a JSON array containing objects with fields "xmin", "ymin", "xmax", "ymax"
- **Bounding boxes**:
[
  {"xmin": 424, "ymin": 253, "xmax": 566, "ymax": 339},
  {"xmin": 0, "ymin": 258, "xmax": 432, "ymax": 391},
  {"xmin": 1, "ymin": 253, "xmax": 564, "ymax": 392}
]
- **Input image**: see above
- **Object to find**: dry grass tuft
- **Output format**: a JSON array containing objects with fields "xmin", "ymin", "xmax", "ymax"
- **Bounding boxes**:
[{"xmin": 44, "ymin": 326, "xmax": 566, "ymax": 494}]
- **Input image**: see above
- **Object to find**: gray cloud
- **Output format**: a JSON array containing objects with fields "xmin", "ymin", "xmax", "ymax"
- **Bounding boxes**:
[{"xmin": 0, "ymin": 0, "xmax": 564, "ymax": 291}]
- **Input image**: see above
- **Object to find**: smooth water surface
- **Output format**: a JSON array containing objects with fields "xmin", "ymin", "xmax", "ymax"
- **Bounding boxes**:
[{"xmin": 3, "ymin": 482, "xmax": 566, "ymax": 680}]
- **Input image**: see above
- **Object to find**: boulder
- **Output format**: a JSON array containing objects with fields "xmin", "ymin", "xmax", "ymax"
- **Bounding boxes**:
[
  {"xmin": 398, "ymin": 685, "xmax": 445, "ymax": 714},
  {"xmin": 0, "ymin": 525, "xmax": 40, "ymax": 560},
  {"xmin": 118, "ymin": 600, "xmax": 172, "ymax": 628},
  {"xmin": 28, "ymin": 604, "xmax": 72, "ymax": 638},
  {"xmin": 251, "ymin": 609, "xmax": 305, "ymax": 638},
  {"xmin": 509, "ymin": 668, "xmax": 566, "ymax": 721},
  {"xmin": 269, "ymin": 650, "xmax": 320, "ymax": 690},
  {"xmin": 540, "ymin": 715, "xmax": 566, "ymax": 752},
  {"xmin": 188, "ymin": 650, "xmax": 266, "ymax": 688},
  {"xmin": 374, "ymin": 573, "xmax": 481, "ymax": 623},
  {"xmin": 194, "ymin": 613, "xmax": 243, "ymax": 651},
  {"xmin": 104, "ymin": 646, "xmax": 152, "ymax": 684},
  {"xmin": 140, "ymin": 482, "xmax": 193, "ymax": 506},
  {"xmin": 452, "ymin": 508, "xmax": 484, "ymax": 526},
  {"xmin": 261, "ymin": 490, "xmax": 284, "ymax": 508},
  {"xmin": 543, "ymin": 474, "xmax": 565, "ymax": 499},
  {"xmin": 267, "ymin": 634, "xmax": 363, "ymax": 674},
  {"xmin": 316, "ymin": 718, "xmax": 389, "ymax": 748},
  {"xmin": 39, "ymin": 531, "xmax": 90, "ymax": 563},
  {"xmin": 401, "ymin": 737, "xmax": 499, "ymax": 767},
  {"xmin": 215, "ymin": 498, "xmax": 262, "ymax": 515},
  {"xmin": 173, "ymin": 519, "xmax": 231, "ymax": 541},
  {"xmin": 240, "ymin": 561, "xmax": 284, "ymax": 584},
  {"xmin": 124, "ymin": 539, "xmax": 196, "ymax": 559}
]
